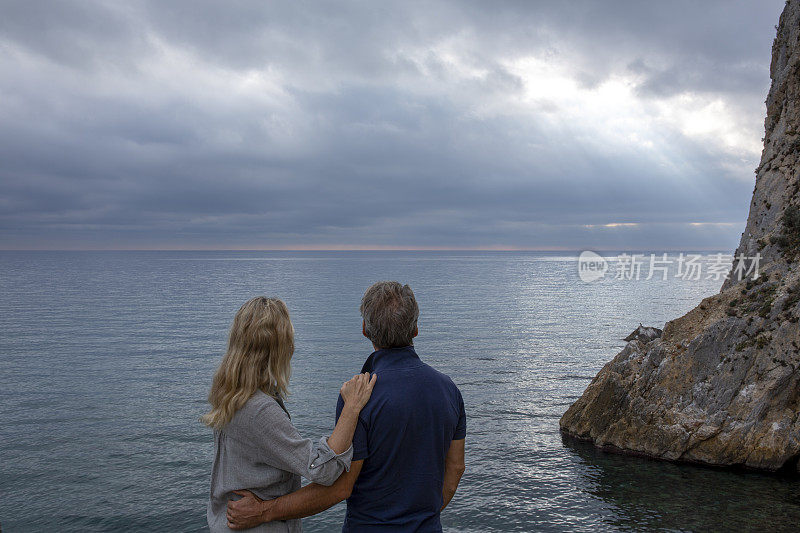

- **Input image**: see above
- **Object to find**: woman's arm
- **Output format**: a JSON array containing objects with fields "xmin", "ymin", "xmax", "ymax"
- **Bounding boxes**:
[
  {"xmin": 326, "ymin": 373, "xmax": 376, "ymax": 454},
  {"xmin": 246, "ymin": 373, "xmax": 376, "ymax": 486}
]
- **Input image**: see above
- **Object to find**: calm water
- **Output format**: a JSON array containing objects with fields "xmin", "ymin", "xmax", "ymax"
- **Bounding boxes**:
[{"xmin": 1, "ymin": 251, "xmax": 798, "ymax": 532}]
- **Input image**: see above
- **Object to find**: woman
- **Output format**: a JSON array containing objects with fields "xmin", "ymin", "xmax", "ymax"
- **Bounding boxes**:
[{"xmin": 203, "ymin": 296, "xmax": 376, "ymax": 532}]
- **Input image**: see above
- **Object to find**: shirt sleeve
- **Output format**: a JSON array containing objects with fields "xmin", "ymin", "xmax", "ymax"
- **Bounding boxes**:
[
  {"xmin": 249, "ymin": 402, "xmax": 352, "ymax": 487},
  {"xmin": 336, "ymin": 394, "xmax": 370, "ymax": 461},
  {"xmin": 453, "ymin": 388, "xmax": 466, "ymax": 440}
]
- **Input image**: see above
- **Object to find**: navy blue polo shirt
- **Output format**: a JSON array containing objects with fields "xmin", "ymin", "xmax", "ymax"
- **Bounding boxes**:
[{"xmin": 335, "ymin": 346, "xmax": 466, "ymax": 532}]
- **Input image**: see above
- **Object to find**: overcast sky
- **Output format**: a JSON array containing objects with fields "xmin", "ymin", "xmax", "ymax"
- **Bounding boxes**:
[{"xmin": 0, "ymin": 0, "xmax": 787, "ymax": 250}]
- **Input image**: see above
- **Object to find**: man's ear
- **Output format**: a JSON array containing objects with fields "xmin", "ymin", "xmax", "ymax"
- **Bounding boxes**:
[
  {"xmin": 362, "ymin": 320, "xmax": 368, "ymax": 338},
  {"xmin": 412, "ymin": 324, "xmax": 418, "ymax": 338}
]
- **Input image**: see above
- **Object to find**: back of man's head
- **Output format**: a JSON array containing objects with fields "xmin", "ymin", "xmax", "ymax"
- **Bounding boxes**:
[{"xmin": 360, "ymin": 281, "xmax": 419, "ymax": 349}]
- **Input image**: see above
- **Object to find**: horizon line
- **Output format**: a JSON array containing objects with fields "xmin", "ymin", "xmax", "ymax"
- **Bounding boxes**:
[{"xmin": 0, "ymin": 245, "xmax": 734, "ymax": 252}]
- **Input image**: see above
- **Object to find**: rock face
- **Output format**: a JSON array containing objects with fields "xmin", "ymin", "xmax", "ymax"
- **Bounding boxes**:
[{"xmin": 561, "ymin": 0, "xmax": 800, "ymax": 473}]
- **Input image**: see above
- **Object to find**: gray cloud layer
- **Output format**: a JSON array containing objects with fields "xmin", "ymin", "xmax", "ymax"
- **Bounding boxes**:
[{"xmin": 0, "ymin": 0, "xmax": 786, "ymax": 250}]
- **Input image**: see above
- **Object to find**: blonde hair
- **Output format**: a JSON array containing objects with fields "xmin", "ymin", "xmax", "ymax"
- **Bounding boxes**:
[{"xmin": 202, "ymin": 296, "xmax": 294, "ymax": 429}]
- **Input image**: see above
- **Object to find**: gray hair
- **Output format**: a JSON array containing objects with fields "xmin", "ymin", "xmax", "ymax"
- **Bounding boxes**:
[{"xmin": 360, "ymin": 281, "xmax": 419, "ymax": 349}]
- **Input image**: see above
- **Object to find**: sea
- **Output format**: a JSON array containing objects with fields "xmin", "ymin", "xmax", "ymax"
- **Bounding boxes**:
[{"xmin": 1, "ymin": 251, "xmax": 799, "ymax": 532}]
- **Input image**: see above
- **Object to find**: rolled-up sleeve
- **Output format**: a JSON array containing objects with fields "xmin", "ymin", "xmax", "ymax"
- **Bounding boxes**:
[{"xmin": 248, "ymin": 403, "xmax": 352, "ymax": 486}]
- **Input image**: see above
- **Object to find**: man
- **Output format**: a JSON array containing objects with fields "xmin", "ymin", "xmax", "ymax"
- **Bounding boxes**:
[{"xmin": 227, "ymin": 281, "xmax": 466, "ymax": 532}]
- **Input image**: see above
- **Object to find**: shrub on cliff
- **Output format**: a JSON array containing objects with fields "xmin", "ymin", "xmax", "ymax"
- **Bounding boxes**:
[{"xmin": 772, "ymin": 205, "xmax": 800, "ymax": 255}]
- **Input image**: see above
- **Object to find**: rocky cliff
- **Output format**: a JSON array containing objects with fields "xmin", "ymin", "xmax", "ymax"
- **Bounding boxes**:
[{"xmin": 560, "ymin": 0, "xmax": 800, "ymax": 473}]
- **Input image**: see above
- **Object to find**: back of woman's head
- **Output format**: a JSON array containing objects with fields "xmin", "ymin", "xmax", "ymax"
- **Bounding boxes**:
[{"xmin": 202, "ymin": 296, "xmax": 294, "ymax": 429}]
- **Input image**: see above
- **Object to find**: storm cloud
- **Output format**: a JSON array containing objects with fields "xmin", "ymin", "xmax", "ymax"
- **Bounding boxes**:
[{"xmin": 0, "ymin": 0, "xmax": 786, "ymax": 250}]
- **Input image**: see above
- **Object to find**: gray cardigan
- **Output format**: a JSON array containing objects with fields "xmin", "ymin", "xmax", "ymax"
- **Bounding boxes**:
[{"xmin": 207, "ymin": 390, "xmax": 353, "ymax": 532}]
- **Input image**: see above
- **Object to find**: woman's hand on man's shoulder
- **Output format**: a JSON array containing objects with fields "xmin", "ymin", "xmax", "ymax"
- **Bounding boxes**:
[{"xmin": 340, "ymin": 373, "xmax": 377, "ymax": 412}]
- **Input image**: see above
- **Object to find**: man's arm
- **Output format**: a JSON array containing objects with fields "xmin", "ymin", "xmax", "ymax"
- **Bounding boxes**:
[
  {"xmin": 226, "ymin": 460, "xmax": 363, "ymax": 530},
  {"xmin": 441, "ymin": 439, "xmax": 465, "ymax": 511}
]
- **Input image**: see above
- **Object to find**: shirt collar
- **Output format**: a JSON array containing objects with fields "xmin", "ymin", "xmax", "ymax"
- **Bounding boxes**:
[{"xmin": 361, "ymin": 345, "xmax": 420, "ymax": 373}]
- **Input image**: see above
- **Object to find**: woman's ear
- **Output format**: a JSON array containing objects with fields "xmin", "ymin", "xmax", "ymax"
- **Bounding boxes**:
[
  {"xmin": 362, "ymin": 320, "xmax": 368, "ymax": 338},
  {"xmin": 413, "ymin": 324, "xmax": 419, "ymax": 338}
]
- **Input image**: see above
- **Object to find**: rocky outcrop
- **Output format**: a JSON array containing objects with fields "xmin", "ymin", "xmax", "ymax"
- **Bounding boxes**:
[
  {"xmin": 561, "ymin": 0, "xmax": 800, "ymax": 473},
  {"xmin": 623, "ymin": 324, "xmax": 663, "ymax": 343}
]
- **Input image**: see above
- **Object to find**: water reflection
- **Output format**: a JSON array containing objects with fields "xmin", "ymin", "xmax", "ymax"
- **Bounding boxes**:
[{"xmin": 562, "ymin": 435, "xmax": 800, "ymax": 531}]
